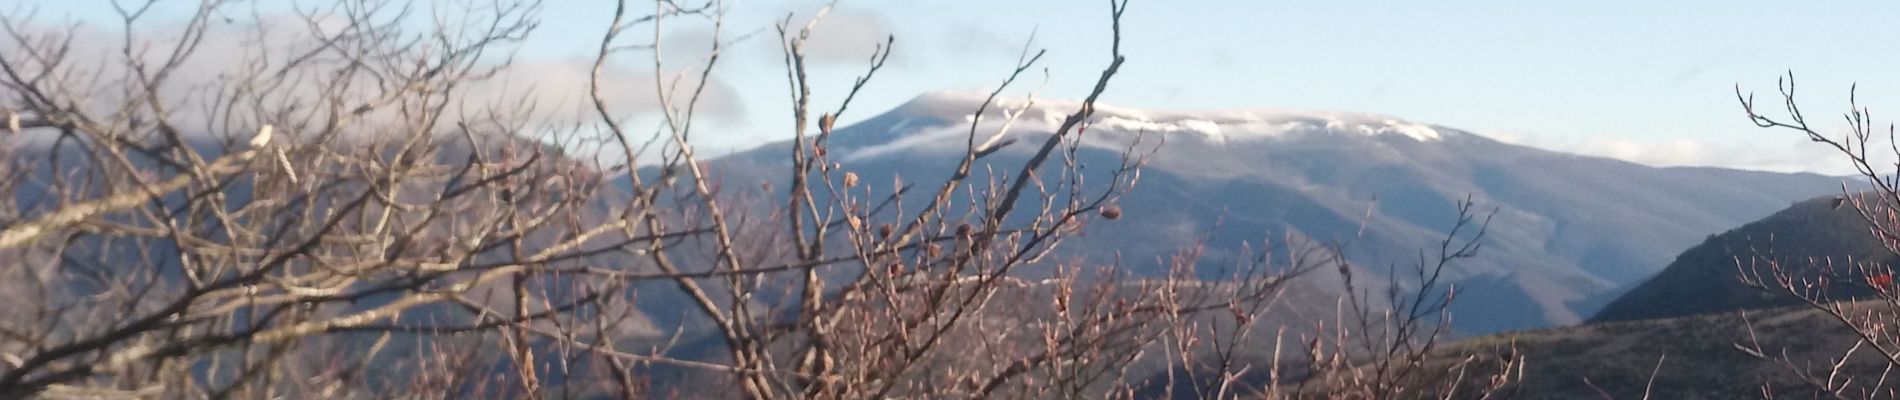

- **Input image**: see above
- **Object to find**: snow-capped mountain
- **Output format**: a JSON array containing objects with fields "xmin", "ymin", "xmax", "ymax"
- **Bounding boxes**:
[
  {"xmin": 828, "ymin": 91, "xmax": 1449, "ymax": 162},
  {"xmin": 721, "ymin": 91, "xmax": 1843, "ymax": 333}
]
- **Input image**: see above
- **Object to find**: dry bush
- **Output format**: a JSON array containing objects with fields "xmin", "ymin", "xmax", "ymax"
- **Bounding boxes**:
[
  {"xmin": 0, "ymin": 0, "xmax": 1519, "ymax": 399},
  {"xmin": 1737, "ymin": 73, "xmax": 1900, "ymax": 399}
]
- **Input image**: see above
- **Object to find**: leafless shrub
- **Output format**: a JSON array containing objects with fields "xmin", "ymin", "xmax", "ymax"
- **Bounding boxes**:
[
  {"xmin": 1267, "ymin": 198, "xmax": 1523, "ymax": 400},
  {"xmin": 0, "ymin": 0, "xmax": 1519, "ymax": 398},
  {"xmin": 1737, "ymin": 73, "xmax": 1900, "ymax": 399}
]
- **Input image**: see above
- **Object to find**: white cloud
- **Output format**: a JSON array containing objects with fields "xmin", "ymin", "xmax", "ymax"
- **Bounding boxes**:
[
  {"xmin": 783, "ymin": 8, "xmax": 901, "ymax": 66},
  {"xmin": 0, "ymin": 12, "xmax": 743, "ymax": 144},
  {"xmin": 1484, "ymin": 131, "xmax": 1867, "ymax": 175},
  {"xmin": 463, "ymin": 59, "xmax": 744, "ymax": 125}
]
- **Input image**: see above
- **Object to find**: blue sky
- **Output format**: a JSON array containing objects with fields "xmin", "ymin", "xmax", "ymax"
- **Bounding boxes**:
[{"xmin": 20, "ymin": 1, "xmax": 1900, "ymax": 173}]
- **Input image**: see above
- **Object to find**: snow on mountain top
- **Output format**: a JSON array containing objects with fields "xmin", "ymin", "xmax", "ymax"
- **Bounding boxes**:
[
  {"xmin": 900, "ymin": 90, "xmax": 1445, "ymax": 142},
  {"xmin": 835, "ymin": 91, "xmax": 1451, "ymax": 162}
]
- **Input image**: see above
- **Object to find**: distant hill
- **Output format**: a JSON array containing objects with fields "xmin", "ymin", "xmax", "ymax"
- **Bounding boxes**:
[
  {"xmin": 1591, "ymin": 195, "xmax": 1893, "ymax": 323},
  {"xmin": 712, "ymin": 92, "xmax": 1846, "ymax": 333}
]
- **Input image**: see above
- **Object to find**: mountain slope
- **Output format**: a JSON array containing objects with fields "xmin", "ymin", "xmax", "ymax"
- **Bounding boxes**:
[
  {"xmin": 1591, "ymin": 194, "xmax": 1892, "ymax": 323},
  {"xmin": 719, "ymin": 92, "xmax": 1846, "ymax": 333},
  {"xmin": 1419, "ymin": 302, "xmax": 1878, "ymax": 399}
]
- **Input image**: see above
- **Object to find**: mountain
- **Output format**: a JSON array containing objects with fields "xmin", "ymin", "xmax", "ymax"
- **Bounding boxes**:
[
  {"xmin": 717, "ymin": 91, "xmax": 1846, "ymax": 333},
  {"xmin": 1591, "ymin": 194, "xmax": 1892, "ymax": 323}
]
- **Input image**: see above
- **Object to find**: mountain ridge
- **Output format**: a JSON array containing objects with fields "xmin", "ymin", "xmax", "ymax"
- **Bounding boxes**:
[{"xmin": 708, "ymin": 92, "xmax": 1847, "ymax": 333}]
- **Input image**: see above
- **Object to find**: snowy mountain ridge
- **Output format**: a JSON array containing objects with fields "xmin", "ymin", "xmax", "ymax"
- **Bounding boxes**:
[
  {"xmin": 900, "ymin": 90, "xmax": 1447, "ymax": 143},
  {"xmin": 716, "ymin": 91, "xmax": 1847, "ymax": 333}
]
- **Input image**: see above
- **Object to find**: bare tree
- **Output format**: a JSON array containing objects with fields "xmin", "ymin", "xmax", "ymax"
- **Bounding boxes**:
[
  {"xmin": 1235, "ymin": 198, "xmax": 1522, "ymax": 400},
  {"xmin": 1736, "ymin": 73, "xmax": 1900, "ymax": 399},
  {"xmin": 0, "ymin": 0, "xmax": 635, "ymax": 397},
  {"xmin": 0, "ymin": 0, "xmax": 1527, "ymax": 398}
]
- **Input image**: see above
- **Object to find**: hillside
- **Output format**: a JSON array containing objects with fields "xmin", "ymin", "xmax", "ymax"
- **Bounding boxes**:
[
  {"xmin": 1592, "ymin": 194, "xmax": 1893, "ymax": 323},
  {"xmin": 714, "ymin": 92, "xmax": 1846, "ymax": 333},
  {"xmin": 1422, "ymin": 303, "xmax": 1884, "ymax": 399}
]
